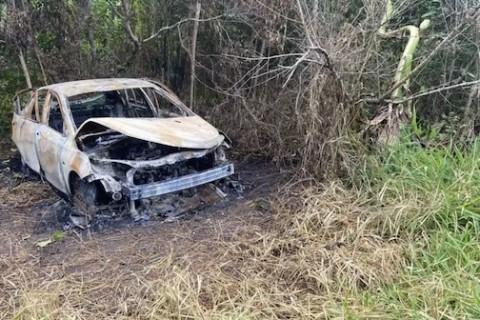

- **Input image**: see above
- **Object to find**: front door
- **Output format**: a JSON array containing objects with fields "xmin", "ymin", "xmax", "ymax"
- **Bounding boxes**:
[{"xmin": 35, "ymin": 91, "xmax": 67, "ymax": 191}]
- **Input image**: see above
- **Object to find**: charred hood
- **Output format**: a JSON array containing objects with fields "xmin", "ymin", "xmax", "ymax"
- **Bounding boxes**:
[{"xmin": 76, "ymin": 116, "xmax": 224, "ymax": 149}]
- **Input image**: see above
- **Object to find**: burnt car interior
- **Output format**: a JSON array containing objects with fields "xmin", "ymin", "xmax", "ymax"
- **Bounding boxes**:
[{"xmin": 60, "ymin": 88, "xmax": 187, "ymax": 129}]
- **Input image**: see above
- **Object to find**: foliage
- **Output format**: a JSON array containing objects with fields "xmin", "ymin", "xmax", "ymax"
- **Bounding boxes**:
[
  {"xmin": 35, "ymin": 230, "xmax": 64, "ymax": 248},
  {"xmin": 0, "ymin": 0, "xmax": 479, "ymax": 176},
  {"xmin": 343, "ymin": 130, "xmax": 480, "ymax": 318},
  {"xmin": 1, "ymin": 1, "xmax": 480, "ymax": 318},
  {"xmin": 0, "ymin": 51, "xmax": 25, "ymax": 138}
]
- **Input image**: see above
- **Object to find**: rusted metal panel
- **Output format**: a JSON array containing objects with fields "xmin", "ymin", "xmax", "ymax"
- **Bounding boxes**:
[
  {"xmin": 12, "ymin": 114, "xmax": 40, "ymax": 172},
  {"xmin": 43, "ymin": 78, "xmax": 157, "ymax": 98},
  {"xmin": 125, "ymin": 164, "xmax": 234, "ymax": 200},
  {"xmin": 76, "ymin": 116, "xmax": 224, "ymax": 149},
  {"xmin": 35, "ymin": 125, "xmax": 65, "ymax": 190},
  {"xmin": 59, "ymin": 139, "xmax": 94, "ymax": 194}
]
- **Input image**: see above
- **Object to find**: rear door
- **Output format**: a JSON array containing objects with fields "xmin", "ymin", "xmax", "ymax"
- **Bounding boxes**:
[{"xmin": 12, "ymin": 90, "xmax": 42, "ymax": 173}]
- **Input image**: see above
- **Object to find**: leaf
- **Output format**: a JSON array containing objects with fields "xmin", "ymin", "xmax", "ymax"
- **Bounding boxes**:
[{"xmin": 36, "ymin": 230, "xmax": 64, "ymax": 248}]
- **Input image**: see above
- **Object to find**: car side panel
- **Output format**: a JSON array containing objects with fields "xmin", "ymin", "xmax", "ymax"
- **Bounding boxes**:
[
  {"xmin": 35, "ymin": 125, "xmax": 68, "ymax": 192},
  {"xmin": 59, "ymin": 139, "xmax": 94, "ymax": 195},
  {"xmin": 12, "ymin": 113, "xmax": 41, "ymax": 172}
]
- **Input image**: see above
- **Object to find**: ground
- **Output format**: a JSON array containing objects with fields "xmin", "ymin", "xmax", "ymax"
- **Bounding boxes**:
[{"xmin": 0, "ymin": 147, "xmax": 287, "ymax": 319}]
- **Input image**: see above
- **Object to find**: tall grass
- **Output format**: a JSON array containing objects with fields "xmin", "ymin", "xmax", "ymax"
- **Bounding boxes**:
[{"xmin": 348, "ymin": 134, "xmax": 480, "ymax": 319}]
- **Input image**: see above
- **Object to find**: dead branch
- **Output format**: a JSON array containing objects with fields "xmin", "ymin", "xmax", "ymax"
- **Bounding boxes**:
[
  {"xmin": 108, "ymin": 0, "xmax": 223, "ymax": 47},
  {"xmin": 143, "ymin": 15, "xmax": 223, "ymax": 43},
  {"xmin": 377, "ymin": 5, "xmax": 480, "ymax": 102},
  {"xmin": 121, "ymin": 0, "xmax": 140, "ymax": 47},
  {"xmin": 357, "ymin": 79, "xmax": 480, "ymax": 105},
  {"xmin": 212, "ymin": 52, "xmax": 304, "ymax": 61},
  {"xmin": 395, "ymin": 79, "xmax": 480, "ymax": 103},
  {"xmin": 18, "ymin": 48, "xmax": 32, "ymax": 89}
]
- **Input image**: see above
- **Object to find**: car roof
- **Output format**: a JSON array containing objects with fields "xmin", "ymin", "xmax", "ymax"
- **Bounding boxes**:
[{"xmin": 40, "ymin": 78, "xmax": 157, "ymax": 97}]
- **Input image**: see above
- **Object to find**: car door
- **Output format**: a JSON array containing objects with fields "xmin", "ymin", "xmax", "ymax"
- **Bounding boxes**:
[
  {"xmin": 35, "ymin": 90, "xmax": 68, "ymax": 192},
  {"xmin": 12, "ymin": 90, "xmax": 42, "ymax": 173}
]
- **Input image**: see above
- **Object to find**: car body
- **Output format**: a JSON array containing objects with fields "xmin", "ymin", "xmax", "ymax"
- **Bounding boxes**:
[{"xmin": 12, "ymin": 78, "xmax": 233, "ymax": 217}]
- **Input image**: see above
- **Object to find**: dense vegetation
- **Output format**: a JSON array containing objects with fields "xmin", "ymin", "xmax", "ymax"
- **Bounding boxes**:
[{"xmin": 1, "ymin": 0, "xmax": 480, "ymax": 318}]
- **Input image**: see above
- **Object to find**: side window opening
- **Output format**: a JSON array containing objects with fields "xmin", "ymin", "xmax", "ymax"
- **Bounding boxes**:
[
  {"xmin": 47, "ymin": 95, "xmax": 64, "ymax": 133},
  {"xmin": 14, "ymin": 90, "xmax": 34, "ymax": 117},
  {"xmin": 143, "ymin": 88, "xmax": 187, "ymax": 118},
  {"xmin": 35, "ymin": 90, "xmax": 47, "ymax": 122}
]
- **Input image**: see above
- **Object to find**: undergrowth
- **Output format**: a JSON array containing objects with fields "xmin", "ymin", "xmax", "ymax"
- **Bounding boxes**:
[
  {"xmin": 348, "ymin": 134, "xmax": 480, "ymax": 319},
  {"xmin": 2, "ymin": 133, "xmax": 480, "ymax": 319}
]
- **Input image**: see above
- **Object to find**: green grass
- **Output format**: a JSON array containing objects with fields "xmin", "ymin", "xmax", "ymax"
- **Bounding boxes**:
[{"xmin": 351, "ymin": 135, "xmax": 480, "ymax": 319}]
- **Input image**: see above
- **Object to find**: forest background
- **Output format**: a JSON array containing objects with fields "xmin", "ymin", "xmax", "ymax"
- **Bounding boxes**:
[{"xmin": 1, "ymin": 0, "xmax": 480, "ymax": 319}]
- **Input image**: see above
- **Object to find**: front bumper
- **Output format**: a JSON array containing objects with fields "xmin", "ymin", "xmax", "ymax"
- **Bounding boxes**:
[{"xmin": 123, "ymin": 163, "xmax": 234, "ymax": 200}]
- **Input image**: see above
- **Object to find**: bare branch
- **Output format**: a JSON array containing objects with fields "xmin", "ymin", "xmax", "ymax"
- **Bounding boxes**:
[
  {"xmin": 189, "ymin": 1, "xmax": 201, "ymax": 109},
  {"xmin": 121, "ymin": 0, "xmax": 140, "ymax": 47},
  {"xmin": 143, "ymin": 15, "xmax": 223, "ymax": 43},
  {"xmin": 396, "ymin": 79, "xmax": 480, "ymax": 104},
  {"xmin": 357, "ymin": 79, "xmax": 480, "ymax": 105},
  {"xmin": 283, "ymin": 51, "xmax": 309, "ymax": 87},
  {"xmin": 378, "ymin": 5, "xmax": 480, "ymax": 102},
  {"xmin": 213, "ymin": 52, "xmax": 304, "ymax": 61},
  {"xmin": 296, "ymin": 0, "xmax": 314, "ymax": 48}
]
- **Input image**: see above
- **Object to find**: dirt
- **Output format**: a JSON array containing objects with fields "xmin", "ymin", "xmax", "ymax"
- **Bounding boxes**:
[{"xmin": 0, "ymin": 150, "xmax": 287, "ymax": 315}]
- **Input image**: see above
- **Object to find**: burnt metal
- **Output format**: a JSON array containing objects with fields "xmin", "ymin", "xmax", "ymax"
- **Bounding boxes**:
[
  {"xmin": 125, "ymin": 164, "xmax": 234, "ymax": 200},
  {"xmin": 11, "ymin": 78, "xmax": 234, "ymax": 216}
]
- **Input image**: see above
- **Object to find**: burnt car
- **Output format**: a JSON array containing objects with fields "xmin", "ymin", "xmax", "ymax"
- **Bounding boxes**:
[{"xmin": 12, "ymin": 78, "xmax": 233, "ymax": 218}]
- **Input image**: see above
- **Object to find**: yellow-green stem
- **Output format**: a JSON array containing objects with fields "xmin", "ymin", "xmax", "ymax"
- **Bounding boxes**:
[{"xmin": 378, "ymin": 0, "xmax": 430, "ymax": 101}]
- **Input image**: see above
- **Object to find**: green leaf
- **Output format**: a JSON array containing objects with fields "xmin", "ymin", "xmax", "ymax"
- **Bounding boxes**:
[{"xmin": 36, "ymin": 230, "xmax": 64, "ymax": 248}]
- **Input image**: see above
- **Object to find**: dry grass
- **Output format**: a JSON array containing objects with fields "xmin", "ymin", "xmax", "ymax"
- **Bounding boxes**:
[
  {"xmin": 0, "ymin": 180, "xmax": 406, "ymax": 319},
  {"xmin": 3, "ymin": 138, "xmax": 479, "ymax": 319},
  {"xmin": 199, "ymin": 0, "xmax": 386, "ymax": 179}
]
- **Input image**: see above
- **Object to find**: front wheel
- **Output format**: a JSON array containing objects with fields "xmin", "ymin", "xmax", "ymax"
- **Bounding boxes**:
[{"xmin": 71, "ymin": 176, "xmax": 99, "ymax": 219}]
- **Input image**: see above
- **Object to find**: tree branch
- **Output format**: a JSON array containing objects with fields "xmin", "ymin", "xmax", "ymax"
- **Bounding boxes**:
[
  {"xmin": 377, "ymin": 5, "xmax": 480, "ymax": 102},
  {"xmin": 357, "ymin": 79, "xmax": 480, "ymax": 105},
  {"xmin": 395, "ymin": 79, "xmax": 480, "ymax": 104},
  {"xmin": 121, "ymin": 0, "xmax": 140, "ymax": 47},
  {"xmin": 143, "ymin": 15, "xmax": 223, "ymax": 43}
]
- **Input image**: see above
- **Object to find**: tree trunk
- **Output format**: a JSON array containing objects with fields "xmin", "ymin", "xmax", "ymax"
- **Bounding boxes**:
[
  {"xmin": 18, "ymin": 48, "xmax": 32, "ymax": 89},
  {"xmin": 189, "ymin": 0, "xmax": 201, "ymax": 110}
]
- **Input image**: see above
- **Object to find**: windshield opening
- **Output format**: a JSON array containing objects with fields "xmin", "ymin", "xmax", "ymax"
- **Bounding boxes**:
[{"xmin": 67, "ymin": 87, "xmax": 188, "ymax": 127}]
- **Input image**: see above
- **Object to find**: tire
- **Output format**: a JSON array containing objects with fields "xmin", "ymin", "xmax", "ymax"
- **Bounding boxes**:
[{"xmin": 71, "ymin": 176, "xmax": 99, "ymax": 219}]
